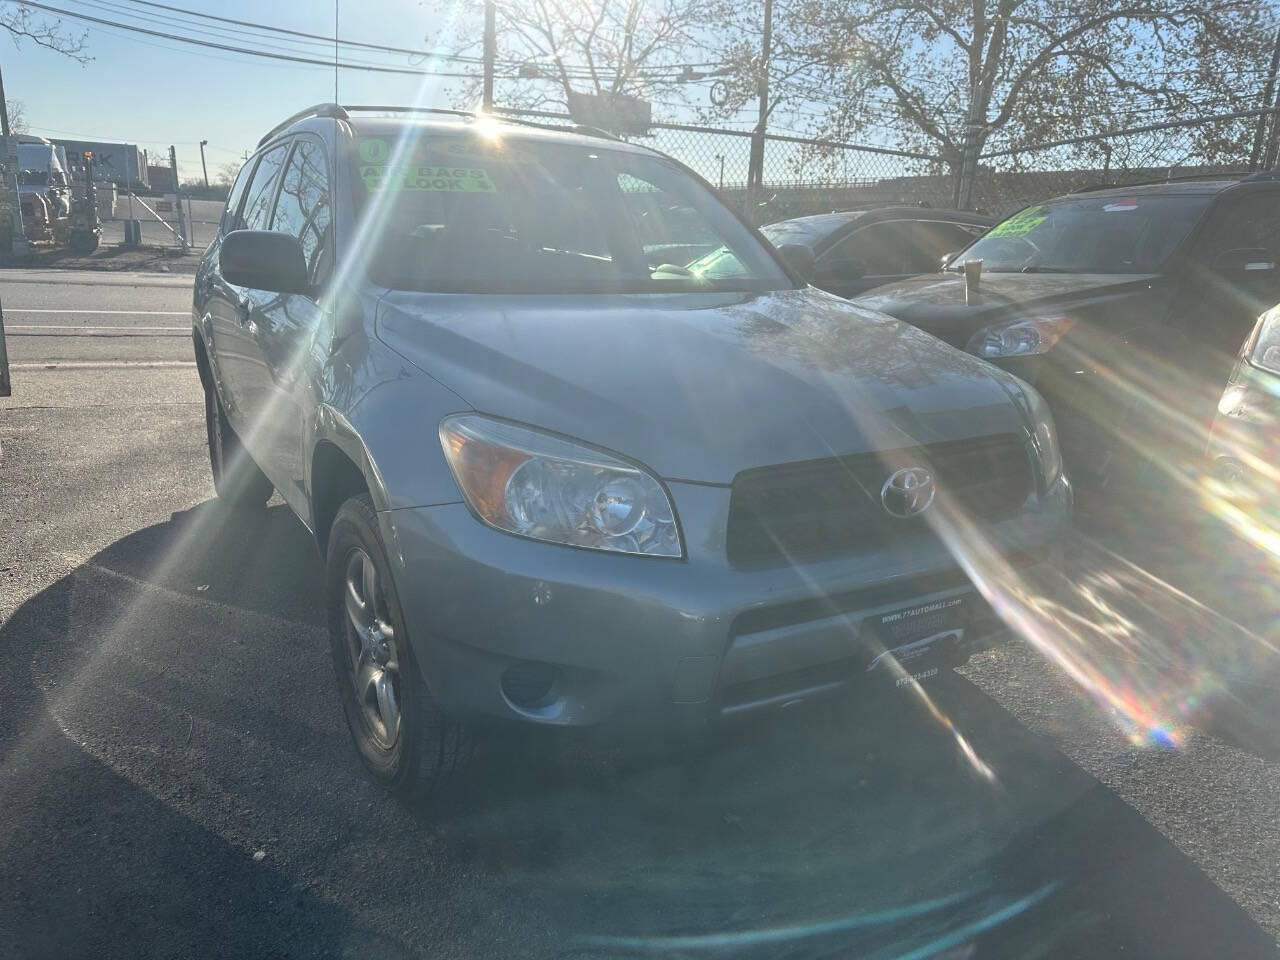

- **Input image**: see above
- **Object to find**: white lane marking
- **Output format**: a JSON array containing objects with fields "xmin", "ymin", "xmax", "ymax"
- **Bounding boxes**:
[
  {"xmin": 8, "ymin": 325, "xmax": 188, "ymax": 335},
  {"xmin": 11, "ymin": 360, "xmax": 197, "ymax": 369},
  {"xmin": 4, "ymin": 309, "xmax": 189, "ymax": 315}
]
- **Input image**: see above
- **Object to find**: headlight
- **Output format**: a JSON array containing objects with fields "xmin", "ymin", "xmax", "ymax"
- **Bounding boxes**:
[
  {"xmin": 439, "ymin": 415, "xmax": 682, "ymax": 558},
  {"xmin": 967, "ymin": 316, "xmax": 1078, "ymax": 359},
  {"xmin": 1026, "ymin": 387, "xmax": 1063, "ymax": 489},
  {"xmin": 1246, "ymin": 306, "xmax": 1280, "ymax": 375}
]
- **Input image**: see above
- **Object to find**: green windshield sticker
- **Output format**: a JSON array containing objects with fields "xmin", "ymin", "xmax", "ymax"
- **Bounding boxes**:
[
  {"xmin": 987, "ymin": 206, "xmax": 1047, "ymax": 238},
  {"xmin": 358, "ymin": 138, "xmax": 497, "ymax": 192},
  {"xmin": 360, "ymin": 163, "xmax": 496, "ymax": 193}
]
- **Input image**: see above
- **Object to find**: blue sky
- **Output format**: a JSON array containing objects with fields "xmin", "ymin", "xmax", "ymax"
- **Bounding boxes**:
[{"xmin": 6, "ymin": 0, "xmax": 474, "ymax": 180}]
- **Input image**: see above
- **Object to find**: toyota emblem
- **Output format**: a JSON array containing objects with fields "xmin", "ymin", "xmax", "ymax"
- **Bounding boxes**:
[{"xmin": 880, "ymin": 466, "xmax": 935, "ymax": 518}]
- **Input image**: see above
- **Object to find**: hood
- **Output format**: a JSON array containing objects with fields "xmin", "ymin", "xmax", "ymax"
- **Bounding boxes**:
[
  {"xmin": 854, "ymin": 272, "xmax": 1160, "ymax": 348},
  {"xmin": 376, "ymin": 287, "xmax": 1035, "ymax": 484}
]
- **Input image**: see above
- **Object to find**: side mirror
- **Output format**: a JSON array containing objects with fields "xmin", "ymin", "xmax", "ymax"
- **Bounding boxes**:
[
  {"xmin": 940, "ymin": 252, "xmax": 958, "ymax": 270},
  {"xmin": 1214, "ymin": 247, "xmax": 1276, "ymax": 274},
  {"xmin": 220, "ymin": 230, "xmax": 310, "ymax": 295},
  {"xmin": 777, "ymin": 243, "xmax": 815, "ymax": 283}
]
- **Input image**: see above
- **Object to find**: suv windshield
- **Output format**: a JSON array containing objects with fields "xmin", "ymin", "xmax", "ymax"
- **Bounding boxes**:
[
  {"xmin": 351, "ymin": 132, "xmax": 793, "ymax": 294},
  {"xmin": 953, "ymin": 194, "xmax": 1209, "ymax": 273}
]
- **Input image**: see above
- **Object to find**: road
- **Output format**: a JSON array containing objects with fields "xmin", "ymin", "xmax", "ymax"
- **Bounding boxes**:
[{"xmin": 1, "ymin": 268, "xmax": 1278, "ymax": 959}]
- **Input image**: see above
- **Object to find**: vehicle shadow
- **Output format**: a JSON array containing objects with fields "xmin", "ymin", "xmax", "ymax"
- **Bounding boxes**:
[
  {"xmin": 1, "ymin": 501, "xmax": 1276, "ymax": 959},
  {"xmin": 0, "ymin": 505, "xmax": 413, "ymax": 959}
]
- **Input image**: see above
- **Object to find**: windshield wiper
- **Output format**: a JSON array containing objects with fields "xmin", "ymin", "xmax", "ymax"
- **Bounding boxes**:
[{"xmin": 1018, "ymin": 265, "xmax": 1089, "ymax": 273}]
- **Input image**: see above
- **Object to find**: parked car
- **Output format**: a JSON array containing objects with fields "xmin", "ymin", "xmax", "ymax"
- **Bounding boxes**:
[
  {"xmin": 1208, "ymin": 305, "xmax": 1280, "ymax": 488},
  {"xmin": 193, "ymin": 104, "xmax": 1071, "ymax": 801},
  {"xmin": 854, "ymin": 176, "xmax": 1280, "ymax": 490},
  {"xmin": 759, "ymin": 207, "xmax": 992, "ymax": 299}
]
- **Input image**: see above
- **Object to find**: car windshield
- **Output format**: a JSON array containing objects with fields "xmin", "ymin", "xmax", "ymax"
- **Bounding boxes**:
[
  {"xmin": 952, "ymin": 194, "xmax": 1209, "ymax": 273},
  {"xmin": 351, "ymin": 132, "xmax": 793, "ymax": 294}
]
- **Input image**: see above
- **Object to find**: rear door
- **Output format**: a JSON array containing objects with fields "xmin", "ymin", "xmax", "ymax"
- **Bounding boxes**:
[
  {"xmin": 214, "ymin": 140, "xmax": 291, "ymax": 460},
  {"xmin": 250, "ymin": 136, "xmax": 335, "ymax": 511},
  {"xmin": 199, "ymin": 150, "xmax": 264, "ymax": 419}
]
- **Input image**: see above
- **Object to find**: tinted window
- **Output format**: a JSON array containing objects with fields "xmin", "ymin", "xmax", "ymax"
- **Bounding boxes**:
[
  {"xmin": 220, "ymin": 159, "xmax": 256, "ymax": 234},
  {"xmin": 237, "ymin": 142, "xmax": 289, "ymax": 232},
  {"xmin": 270, "ymin": 139, "xmax": 332, "ymax": 284},
  {"xmin": 760, "ymin": 213, "xmax": 861, "ymax": 248},
  {"xmin": 959, "ymin": 195, "xmax": 1208, "ymax": 272},
  {"xmin": 910, "ymin": 221, "xmax": 986, "ymax": 272},
  {"xmin": 820, "ymin": 221, "xmax": 913, "ymax": 276},
  {"xmin": 1195, "ymin": 193, "xmax": 1280, "ymax": 267},
  {"xmin": 351, "ymin": 134, "xmax": 791, "ymax": 294}
]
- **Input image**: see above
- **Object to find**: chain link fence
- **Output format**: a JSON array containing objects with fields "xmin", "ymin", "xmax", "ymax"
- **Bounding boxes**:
[
  {"xmin": 45, "ymin": 104, "xmax": 1280, "ymax": 257},
  {"xmin": 506, "ymin": 105, "xmax": 1280, "ymax": 224},
  {"xmin": 969, "ymin": 108, "xmax": 1280, "ymax": 216}
]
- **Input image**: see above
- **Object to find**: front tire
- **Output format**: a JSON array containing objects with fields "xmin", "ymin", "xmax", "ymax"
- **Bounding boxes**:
[
  {"xmin": 326, "ymin": 494, "xmax": 468, "ymax": 802},
  {"xmin": 203, "ymin": 380, "xmax": 273, "ymax": 507}
]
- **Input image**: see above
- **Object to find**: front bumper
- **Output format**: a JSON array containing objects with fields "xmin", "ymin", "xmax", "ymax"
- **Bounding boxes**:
[{"xmin": 380, "ymin": 477, "xmax": 1071, "ymax": 735}]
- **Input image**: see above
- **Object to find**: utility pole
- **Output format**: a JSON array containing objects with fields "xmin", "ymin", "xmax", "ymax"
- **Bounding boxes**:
[
  {"xmin": 199, "ymin": 139, "xmax": 210, "ymax": 190},
  {"xmin": 954, "ymin": 2, "xmax": 986, "ymax": 210},
  {"xmin": 482, "ymin": 0, "xmax": 496, "ymax": 111},
  {"xmin": 1254, "ymin": 28, "xmax": 1280, "ymax": 170},
  {"xmin": 745, "ymin": 0, "xmax": 773, "ymax": 222}
]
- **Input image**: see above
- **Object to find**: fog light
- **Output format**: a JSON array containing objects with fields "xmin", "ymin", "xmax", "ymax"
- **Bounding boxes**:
[{"xmin": 501, "ymin": 661, "xmax": 559, "ymax": 708}]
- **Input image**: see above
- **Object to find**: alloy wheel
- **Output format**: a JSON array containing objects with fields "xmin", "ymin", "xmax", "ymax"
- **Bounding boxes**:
[{"xmin": 342, "ymin": 547, "xmax": 402, "ymax": 750}]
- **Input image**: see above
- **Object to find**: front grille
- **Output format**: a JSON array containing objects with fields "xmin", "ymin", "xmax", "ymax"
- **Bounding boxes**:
[{"xmin": 725, "ymin": 434, "xmax": 1033, "ymax": 566}]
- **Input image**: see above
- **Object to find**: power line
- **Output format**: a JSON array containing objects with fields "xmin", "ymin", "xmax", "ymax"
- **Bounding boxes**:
[
  {"xmin": 16, "ymin": 0, "xmax": 502, "ymax": 77},
  {"xmin": 107, "ymin": 0, "xmax": 726, "ymax": 80},
  {"xmin": 111, "ymin": 0, "xmax": 484, "ymax": 63}
]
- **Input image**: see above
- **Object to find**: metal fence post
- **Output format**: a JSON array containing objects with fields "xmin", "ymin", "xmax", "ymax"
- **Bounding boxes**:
[{"xmin": 169, "ymin": 145, "xmax": 188, "ymax": 250}]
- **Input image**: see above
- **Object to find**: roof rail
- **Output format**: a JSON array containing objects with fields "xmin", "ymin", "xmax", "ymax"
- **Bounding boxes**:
[
  {"xmin": 258, "ymin": 103, "xmax": 349, "ymax": 148},
  {"xmin": 339, "ymin": 104, "xmax": 623, "ymax": 142},
  {"xmin": 1070, "ymin": 171, "xmax": 1249, "ymax": 193},
  {"xmin": 258, "ymin": 103, "xmax": 627, "ymax": 149}
]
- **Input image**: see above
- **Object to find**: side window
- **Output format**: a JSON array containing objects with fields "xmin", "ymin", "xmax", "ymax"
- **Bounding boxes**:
[
  {"xmin": 820, "ymin": 221, "xmax": 913, "ymax": 277},
  {"xmin": 270, "ymin": 139, "xmax": 332, "ymax": 284},
  {"xmin": 220, "ymin": 159, "xmax": 256, "ymax": 234},
  {"xmin": 1195, "ymin": 193, "xmax": 1280, "ymax": 269},
  {"xmin": 237, "ymin": 142, "xmax": 290, "ymax": 232},
  {"xmin": 910, "ymin": 221, "xmax": 985, "ymax": 272}
]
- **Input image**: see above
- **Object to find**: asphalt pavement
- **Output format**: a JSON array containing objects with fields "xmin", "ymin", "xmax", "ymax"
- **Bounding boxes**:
[{"xmin": 1, "ymin": 268, "xmax": 1278, "ymax": 959}]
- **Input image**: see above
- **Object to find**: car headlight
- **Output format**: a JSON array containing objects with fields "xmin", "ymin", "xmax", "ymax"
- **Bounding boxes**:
[
  {"xmin": 439, "ymin": 414, "xmax": 683, "ymax": 557},
  {"xmin": 1026, "ymin": 387, "xmax": 1063, "ymax": 489},
  {"xmin": 967, "ymin": 316, "xmax": 1078, "ymax": 359},
  {"xmin": 1246, "ymin": 306, "xmax": 1280, "ymax": 375}
]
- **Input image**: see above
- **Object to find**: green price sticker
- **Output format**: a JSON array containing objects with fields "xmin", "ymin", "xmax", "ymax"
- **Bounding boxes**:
[
  {"xmin": 987, "ymin": 206, "xmax": 1047, "ymax": 238},
  {"xmin": 360, "ymin": 164, "xmax": 496, "ymax": 193}
]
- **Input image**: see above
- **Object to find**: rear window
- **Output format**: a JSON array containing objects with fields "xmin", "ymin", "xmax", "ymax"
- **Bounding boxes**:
[{"xmin": 349, "ymin": 132, "xmax": 793, "ymax": 294}]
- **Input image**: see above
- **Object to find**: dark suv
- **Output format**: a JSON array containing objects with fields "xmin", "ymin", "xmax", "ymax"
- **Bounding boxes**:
[
  {"xmin": 855, "ymin": 176, "xmax": 1280, "ymax": 490},
  {"xmin": 192, "ymin": 104, "xmax": 1069, "ymax": 801},
  {"xmin": 760, "ymin": 207, "xmax": 992, "ymax": 299}
]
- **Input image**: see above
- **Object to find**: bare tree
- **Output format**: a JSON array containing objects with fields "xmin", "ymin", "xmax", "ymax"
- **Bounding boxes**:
[
  {"xmin": 4, "ymin": 99, "xmax": 25, "ymax": 134},
  {"xmin": 213, "ymin": 160, "xmax": 240, "ymax": 189},
  {"xmin": 708, "ymin": 1, "xmax": 1273, "ymax": 205},
  {"xmin": 0, "ymin": 4, "xmax": 89, "ymax": 62},
  {"xmin": 434, "ymin": 0, "xmax": 716, "ymax": 112}
]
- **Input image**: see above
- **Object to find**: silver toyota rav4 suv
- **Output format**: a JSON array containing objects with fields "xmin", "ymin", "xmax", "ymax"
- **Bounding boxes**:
[{"xmin": 193, "ymin": 104, "xmax": 1071, "ymax": 800}]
